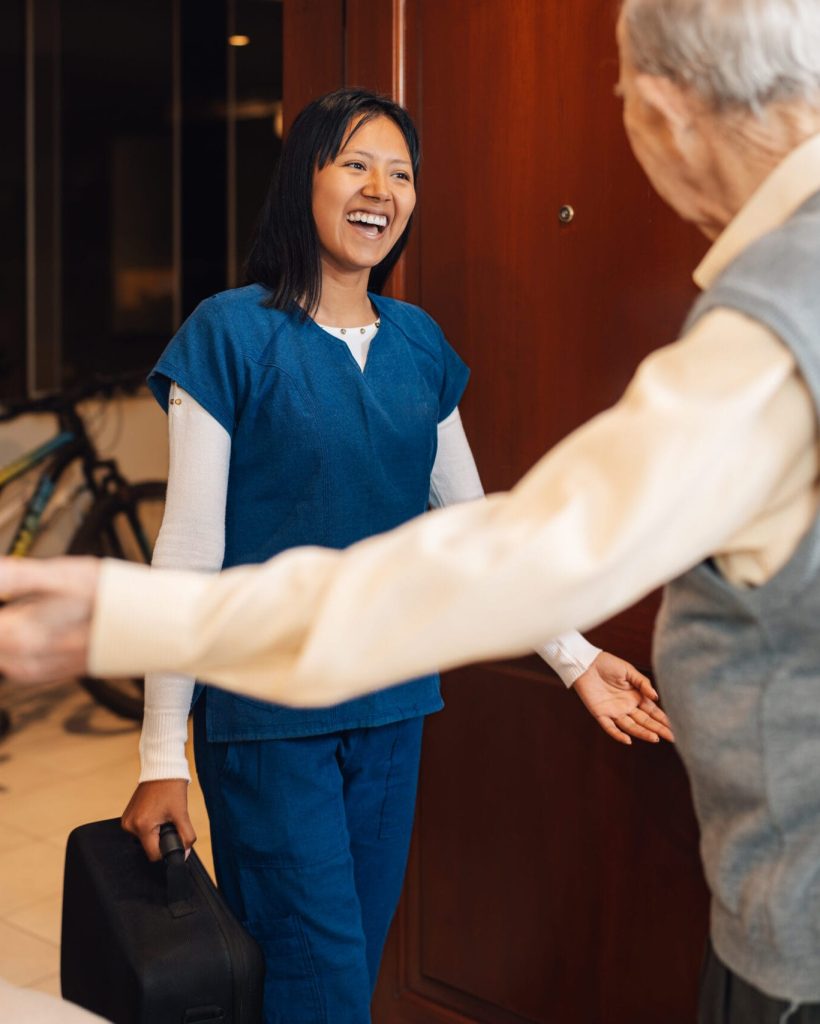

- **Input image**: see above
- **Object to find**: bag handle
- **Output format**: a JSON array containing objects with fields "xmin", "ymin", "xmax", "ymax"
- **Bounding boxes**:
[{"xmin": 159, "ymin": 822, "xmax": 195, "ymax": 917}]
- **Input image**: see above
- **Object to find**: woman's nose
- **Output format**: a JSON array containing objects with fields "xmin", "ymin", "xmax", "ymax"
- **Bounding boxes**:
[{"xmin": 362, "ymin": 169, "xmax": 390, "ymax": 201}]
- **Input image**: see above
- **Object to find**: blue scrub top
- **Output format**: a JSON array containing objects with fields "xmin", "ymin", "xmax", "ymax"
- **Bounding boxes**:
[{"xmin": 148, "ymin": 283, "xmax": 470, "ymax": 741}]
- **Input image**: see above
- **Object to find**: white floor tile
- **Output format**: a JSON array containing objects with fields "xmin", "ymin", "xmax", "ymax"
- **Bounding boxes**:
[
  {"xmin": 0, "ymin": 748, "xmax": 69, "ymax": 799},
  {"xmin": 4, "ymin": 684, "xmax": 139, "ymax": 771},
  {"xmin": 0, "ymin": 770, "xmax": 136, "ymax": 839},
  {"xmin": 43, "ymin": 824, "xmax": 87, "ymax": 855},
  {"xmin": 0, "ymin": 821, "xmax": 31, "ymax": 855},
  {"xmin": 44, "ymin": 742, "xmax": 138, "ymax": 784},
  {"xmin": 0, "ymin": 920, "xmax": 59, "ymax": 986},
  {"xmin": 25, "ymin": 971, "xmax": 62, "ymax": 997},
  {"xmin": 6, "ymin": 892, "xmax": 63, "ymax": 946},
  {"xmin": 0, "ymin": 839, "xmax": 63, "ymax": 917},
  {"xmin": 9, "ymin": 727, "xmax": 140, "ymax": 780}
]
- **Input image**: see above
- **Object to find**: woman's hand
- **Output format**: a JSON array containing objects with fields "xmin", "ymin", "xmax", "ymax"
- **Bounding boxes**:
[
  {"xmin": 572, "ymin": 651, "xmax": 674, "ymax": 746},
  {"xmin": 121, "ymin": 779, "xmax": 196, "ymax": 862}
]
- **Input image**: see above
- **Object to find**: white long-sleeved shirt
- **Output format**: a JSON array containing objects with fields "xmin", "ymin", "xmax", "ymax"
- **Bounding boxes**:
[
  {"xmin": 140, "ymin": 346, "xmax": 600, "ymax": 780},
  {"xmin": 92, "ymin": 133, "xmax": 820, "ymax": 708}
]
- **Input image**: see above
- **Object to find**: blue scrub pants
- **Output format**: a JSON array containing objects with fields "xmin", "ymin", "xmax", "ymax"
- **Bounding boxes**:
[{"xmin": 193, "ymin": 699, "xmax": 424, "ymax": 1024}]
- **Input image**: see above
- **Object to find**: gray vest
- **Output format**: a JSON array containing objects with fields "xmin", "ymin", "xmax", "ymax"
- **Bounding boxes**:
[{"xmin": 654, "ymin": 188, "xmax": 820, "ymax": 1002}]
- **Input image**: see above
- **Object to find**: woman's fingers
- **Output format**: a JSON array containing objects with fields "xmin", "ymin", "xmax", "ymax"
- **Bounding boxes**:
[
  {"xmin": 121, "ymin": 780, "xmax": 195, "ymax": 862},
  {"xmin": 611, "ymin": 705, "xmax": 675, "ymax": 744},
  {"xmin": 597, "ymin": 716, "xmax": 634, "ymax": 745},
  {"xmin": 615, "ymin": 712, "xmax": 659, "ymax": 743},
  {"xmin": 638, "ymin": 699, "xmax": 675, "ymax": 742},
  {"xmin": 622, "ymin": 662, "xmax": 659, "ymax": 701}
]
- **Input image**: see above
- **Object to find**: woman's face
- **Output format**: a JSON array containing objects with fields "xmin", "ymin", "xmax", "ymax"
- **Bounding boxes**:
[{"xmin": 312, "ymin": 114, "xmax": 416, "ymax": 278}]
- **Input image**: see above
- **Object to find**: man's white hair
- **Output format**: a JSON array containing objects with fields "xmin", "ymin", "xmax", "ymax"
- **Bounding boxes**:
[{"xmin": 621, "ymin": 0, "xmax": 820, "ymax": 111}]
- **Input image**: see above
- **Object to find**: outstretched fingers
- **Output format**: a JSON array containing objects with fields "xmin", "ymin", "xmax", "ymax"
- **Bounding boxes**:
[
  {"xmin": 639, "ymin": 698, "xmax": 675, "ymax": 742},
  {"xmin": 610, "ymin": 703, "xmax": 675, "ymax": 745},
  {"xmin": 625, "ymin": 665, "xmax": 659, "ymax": 702},
  {"xmin": 614, "ymin": 710, "xmax": 660, "ymax": 744},
  {"xmin": 597, "ymin": 716, "xmax": 634, "ymax": 746}
]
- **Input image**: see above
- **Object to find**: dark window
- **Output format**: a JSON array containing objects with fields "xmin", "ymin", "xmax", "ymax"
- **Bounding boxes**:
[
  {"xmin": 0, "ymin": 1, "xmax": 26, "ymax": 399},
  {"xmin": 4, "ymin": 0, "xmax": 283, "ymax": 398},
  {"xmin": 61, "ymin": 0, "xmax": 174, "ymax": 386},
  {"xmin": 230, "ymin": 0, "xmax": 284, "ymax": 285}
]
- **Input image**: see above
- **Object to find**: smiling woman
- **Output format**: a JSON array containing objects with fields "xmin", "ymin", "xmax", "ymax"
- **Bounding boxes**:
[
  {"xmin": 115, "ymin": 86, "xmax": 664, "ymax": 1024},
  {"xmin": 119, "ymin": 88, "xmax": 467, "ymax": 1024}
]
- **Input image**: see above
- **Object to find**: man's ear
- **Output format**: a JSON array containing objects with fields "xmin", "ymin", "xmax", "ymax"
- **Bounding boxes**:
[{"xmin": 633, "ymin": 73, "xmax": 696, "ymax": 138}]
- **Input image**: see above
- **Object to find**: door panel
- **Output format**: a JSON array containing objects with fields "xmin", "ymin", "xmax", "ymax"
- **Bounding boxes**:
[
  {"xmin": 286, "ymin": 2, "xmax": 711, "ymax": 1020},
  {"xmin": 283, "ymin": 0, "xmax": 344, "ymax": 129},
  {"xmin": 412, "ymin": 0, "xmax": 706, "ymax": 486},
  {"xmin": 376, "ymin": 666, "xmax": 706, "ymax": 1024}
]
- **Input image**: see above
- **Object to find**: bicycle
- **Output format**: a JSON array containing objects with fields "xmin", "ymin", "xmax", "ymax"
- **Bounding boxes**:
[{"xmin": 0, "ymin": 373, "xmax": 165, "ymax": 727}]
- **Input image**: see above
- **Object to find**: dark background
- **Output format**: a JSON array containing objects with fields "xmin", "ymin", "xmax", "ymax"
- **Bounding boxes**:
[{"xmin": 3, "ymin": 0, "xmax": 283, "ymax": 398}]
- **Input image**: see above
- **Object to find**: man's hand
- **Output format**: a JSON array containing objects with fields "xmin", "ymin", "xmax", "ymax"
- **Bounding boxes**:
[
  {"xmin": 573, "ymin": 650, "xmax": 674, "ymax": 746},
  {"xmin": 0, "ymin": 556, "xmax": 101, "ymax": 683},
  {"xmin": 121, "ymin": 779, "xmax": 196, "ymax": 862}
]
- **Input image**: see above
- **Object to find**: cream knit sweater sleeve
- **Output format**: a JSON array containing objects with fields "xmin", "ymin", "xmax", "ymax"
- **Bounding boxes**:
[{"xmin": 138, "ymin": 383, "xmax": 229, "ymax": 782}]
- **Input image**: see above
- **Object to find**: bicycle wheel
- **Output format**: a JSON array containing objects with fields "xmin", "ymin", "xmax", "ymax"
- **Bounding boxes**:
[{"xmin": 68, "ymin": 481, "xmax": 166, "ymax": 720}]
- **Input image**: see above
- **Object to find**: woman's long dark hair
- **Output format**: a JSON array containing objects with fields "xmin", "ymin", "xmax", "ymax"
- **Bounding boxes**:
[{"xmin": 245, "ymin": 88, "xmax": 421, "ymax": 317}]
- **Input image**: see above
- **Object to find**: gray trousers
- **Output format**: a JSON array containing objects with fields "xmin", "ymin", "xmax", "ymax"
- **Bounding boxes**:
[{"xmin": 698, "ymin": 942, "xmax": 820, "ymax": 1024}]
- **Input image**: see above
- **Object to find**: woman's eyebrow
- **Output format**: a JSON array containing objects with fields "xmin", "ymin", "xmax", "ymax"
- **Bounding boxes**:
[{"xmin": 343, "ymin": 149, "xmax": 412, "ymax": 165}]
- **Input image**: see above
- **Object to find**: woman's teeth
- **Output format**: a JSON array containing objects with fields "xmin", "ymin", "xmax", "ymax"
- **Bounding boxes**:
[{"xmin": 346, "ymin": 212, "xmax": 388, "ymax": 230}]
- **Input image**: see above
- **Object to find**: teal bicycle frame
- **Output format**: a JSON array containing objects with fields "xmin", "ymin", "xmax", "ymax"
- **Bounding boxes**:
[{"xmin": 0, "ymin": 431, "xmax": 82, "ymax": 557}]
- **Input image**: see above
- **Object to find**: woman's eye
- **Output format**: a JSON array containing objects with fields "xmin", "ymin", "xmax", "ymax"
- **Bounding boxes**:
[
  {"xmin": 345, "ymin": 161, "xmax": 366, "ymax": 170},
  {"xmin": 394, "ymin": 172, "xmax": 412, "ymax": 182}
]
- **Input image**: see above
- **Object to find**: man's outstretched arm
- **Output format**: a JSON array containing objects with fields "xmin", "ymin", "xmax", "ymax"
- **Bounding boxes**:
[{"xmin": 0, "ymin": 315, "xmax": 810, "ymax": 706}]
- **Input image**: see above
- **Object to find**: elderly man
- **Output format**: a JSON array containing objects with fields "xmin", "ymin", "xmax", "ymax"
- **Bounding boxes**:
[{"xmin": 2, "ymin": 0, "xmax": 820, "ymax": 1020}]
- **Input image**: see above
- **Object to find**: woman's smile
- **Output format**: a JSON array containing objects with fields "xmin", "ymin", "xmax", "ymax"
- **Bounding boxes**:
[{"xmin": 345, "ymin": 209, "xmax": 390, "ymax": 240}]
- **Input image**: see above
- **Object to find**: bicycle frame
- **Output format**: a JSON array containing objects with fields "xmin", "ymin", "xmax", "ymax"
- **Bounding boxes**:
[
  {"xmin": 114, "ymin": 491, "xmax": 155, "ymax": 563},
  {"xmin": 0, "ymin": 431, "xmax": 87, "ymax": 557},
  {"xmin": 0, "ymin": 370, "xmax": 162, "ymax": 722}
]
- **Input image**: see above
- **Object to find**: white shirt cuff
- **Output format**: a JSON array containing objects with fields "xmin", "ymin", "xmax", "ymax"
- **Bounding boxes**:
[
  {"xmin": 138, "ymin": 705, "xmax": 191, "ymax": 782},
  {"xmin": 537, "ymin": 630, "xmax": 602, "ymax": 687}
]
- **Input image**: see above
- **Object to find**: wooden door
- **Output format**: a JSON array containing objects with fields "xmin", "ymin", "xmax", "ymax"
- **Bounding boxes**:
[{"xmin": 284, "ymin": 2, "xmax": 711, "ymax": 1021}]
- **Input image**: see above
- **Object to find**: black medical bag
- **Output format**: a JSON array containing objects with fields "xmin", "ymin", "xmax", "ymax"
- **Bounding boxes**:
[{"xmin": 61, "ymin": 817, "xmax": 264, "ymax": 1023}]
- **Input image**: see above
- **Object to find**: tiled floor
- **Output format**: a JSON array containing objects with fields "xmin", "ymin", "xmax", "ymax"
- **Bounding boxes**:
[{"xmin": 0, "ymin": 680, "xmax": 213, "ymax": 998}]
